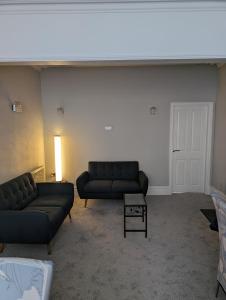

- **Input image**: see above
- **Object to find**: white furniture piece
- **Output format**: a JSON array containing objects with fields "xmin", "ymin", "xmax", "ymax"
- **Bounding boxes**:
[
  {"xmin": 0, "ymin": 257, "xmax": 53, "ymax": 300},
  {"xmin": 211, "ymin": 192, "xmax": 226, "ymax": 297}
]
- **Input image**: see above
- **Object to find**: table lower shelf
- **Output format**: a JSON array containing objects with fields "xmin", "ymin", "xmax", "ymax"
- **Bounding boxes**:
[{"xmin": 124, "ymin": 206, "xmax": 147, "ymax": 238}]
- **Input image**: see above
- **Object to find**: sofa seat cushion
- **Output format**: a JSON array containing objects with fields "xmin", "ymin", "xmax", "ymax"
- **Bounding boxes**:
[
  {"xmin": 28, "ymin": 195, "xmax": 72, "ymax": 210},
  {"xmin": 112, "ymin": 180, "xmax": 141, "ymax": 193},
  {"xmin": 24, "ymin": 206, "xmax": 65, "ymax": 231},
  {"xmin": 84, "ymin": 180, "xmax": 112, "ymax": 193}
]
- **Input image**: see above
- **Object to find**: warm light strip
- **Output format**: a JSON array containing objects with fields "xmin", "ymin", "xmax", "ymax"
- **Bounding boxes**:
[{"xmin": 54, "ymin": 135, "xmax": 62, "ymax": 182}]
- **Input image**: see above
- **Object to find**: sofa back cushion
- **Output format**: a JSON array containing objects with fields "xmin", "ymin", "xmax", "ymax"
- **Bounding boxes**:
[
  {"xmin": 0, "ymin": 173, "xmax": 37, "ymax": 210},
  {"xmin": 89, "ymin": 161, "xmax": 139, "ymax": 180}
]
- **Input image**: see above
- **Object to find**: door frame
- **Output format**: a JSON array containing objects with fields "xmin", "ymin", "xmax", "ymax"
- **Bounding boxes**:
[{"xmin": 169, "ymin": 102, "xmax": 214, "ymax": 195}]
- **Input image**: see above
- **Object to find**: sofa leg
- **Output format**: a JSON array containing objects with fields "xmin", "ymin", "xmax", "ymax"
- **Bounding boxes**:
[
  {"xmin": 0, "ymin": 243, "xmax": 5, "ymax": 253},
  {"xmin": 68, "ymin": 212, "xmax": 72, "ymax": 222},
  {"xmin": 84, "ymin": 199, "xmax": 88, "ymax": 208},
  {"xmin": 47, "ymin": 243, "xmax": 52, "ymax": 255},
  {"xmin": 216, "ymin": 281, "xmax": 220, "ymax": 297}
]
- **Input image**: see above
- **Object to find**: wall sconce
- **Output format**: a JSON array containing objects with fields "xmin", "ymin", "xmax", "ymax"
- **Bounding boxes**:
[
  {"xmin": 54, "ymin": 135, "xmax": 62, "ymax": 182},
  {"xmin": 12, "ymin": 101, "xmax": 23, "ymax": 113},
  {"xmin": 150, "ymin": 106, "xmax": 157, "ymax": 115},
  {"xmin": 57, "ymin": 106, "xmax": 64, "ymax": 115}
]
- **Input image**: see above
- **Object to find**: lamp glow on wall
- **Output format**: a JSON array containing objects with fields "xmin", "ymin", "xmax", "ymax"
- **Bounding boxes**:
[{"xmin": 54, "ymin": 135, "xmax": 62, "ymax": 182}]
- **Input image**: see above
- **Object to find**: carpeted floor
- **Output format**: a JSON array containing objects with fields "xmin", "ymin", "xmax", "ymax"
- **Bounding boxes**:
[{"xmin": 1, "ymin": 193, "xmax": 225, "ymax": 300}]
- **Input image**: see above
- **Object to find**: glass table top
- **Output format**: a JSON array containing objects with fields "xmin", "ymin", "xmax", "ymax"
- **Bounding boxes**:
[{"xmin": 124, "ymin": 193, "xmax": 146, "ymax": 206}]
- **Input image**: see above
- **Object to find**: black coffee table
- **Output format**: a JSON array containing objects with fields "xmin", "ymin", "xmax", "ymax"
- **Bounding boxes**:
[{"xmin": 124, "ymin": 193, "xmax": 147, "ymax": 238}]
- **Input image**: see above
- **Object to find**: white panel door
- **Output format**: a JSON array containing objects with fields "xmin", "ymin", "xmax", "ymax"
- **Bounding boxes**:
[{"xmin": 171, "ymin": 103, "xmax": 209, "ymax": 193}]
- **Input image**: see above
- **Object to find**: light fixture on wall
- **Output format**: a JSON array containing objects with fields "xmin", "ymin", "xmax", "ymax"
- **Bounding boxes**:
[
  {"xmin": 150, "ymin": 106, "xmax": 157, "ymax": 115},
  {"xmin": 54, "ymin": 135, "xmax": 62, "ymax": 182},
  {"xmin": 0, "ymin": 82, "xmax": 23, "ymax": 113},
  {"xmin": 57, "ymin": 106, "xmax": 64, "ymax": 115},
  {"xmin": 12, "ymin": 101, "xmax": 23, "ymax": 113}
]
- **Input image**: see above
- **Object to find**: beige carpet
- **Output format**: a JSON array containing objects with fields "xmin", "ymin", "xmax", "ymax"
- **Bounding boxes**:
[{"xmin": 1, "ymin": 193, "xmax": 225, "ymax": 300}]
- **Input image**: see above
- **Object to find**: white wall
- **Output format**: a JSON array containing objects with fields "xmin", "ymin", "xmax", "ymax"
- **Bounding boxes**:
[
  {"xmin": 41, "ymin": 65, "xmax": 217, "ymax": 186},
  {"xmin": 0, "ymin": 1, "xmax": 226, "ymax": 62},
  {"xmin": 212, "ymin": 65, "xmax": 226, "ymax": 193},
  {"xmin": 0, "ymin": 67, "xmax": 45, "ymax": 183}
]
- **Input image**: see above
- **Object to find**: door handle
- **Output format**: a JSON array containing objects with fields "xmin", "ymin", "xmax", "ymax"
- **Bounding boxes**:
[{"xmin": 172, "ymin": 149, "xmax": 181, "ymax": 152}]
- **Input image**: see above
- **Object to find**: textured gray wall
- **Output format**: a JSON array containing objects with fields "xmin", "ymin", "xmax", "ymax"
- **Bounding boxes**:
[
  {"xmin": 41, "ymin": 65, "xmax": 217, "ymax": 186},
  {"xmin": 212, "ymin": 65, "xmax": 226, "ymax": 193},
  {"xmin": 0, "ymin": 67, "xmax": 45, "ymax": 183}
]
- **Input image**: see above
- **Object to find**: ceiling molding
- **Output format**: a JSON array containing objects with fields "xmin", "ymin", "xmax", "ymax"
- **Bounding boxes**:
[
  {"xmin": 0, "ymin": 0, "xmax": 225, "ymax": 14},
  {"xmin": 32, "ymin": 65, "xmax": 48, "ymax": 71},
  {"xmin": 1, "ymin": 0, "xmax": 225, "ymax": 4},
  {"xmin": 0, "ymin": 56, "xmax": 226, "ymax": 65}
]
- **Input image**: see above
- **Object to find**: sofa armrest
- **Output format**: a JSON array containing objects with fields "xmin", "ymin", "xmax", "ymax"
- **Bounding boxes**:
[
  {"xmin": 0, "ymin": 210, "xmax": 51, "ymax": 244},
  {"xmin": 76, "ymin": 171, "xmax": 90, "ymax": 198},
  {"xmin": 138, "ymin": 171, "xmax": 149, "ymax": 196},
  {"xmin": 37, "ymin": 182, "xmax": 74, "ymax": 197}
]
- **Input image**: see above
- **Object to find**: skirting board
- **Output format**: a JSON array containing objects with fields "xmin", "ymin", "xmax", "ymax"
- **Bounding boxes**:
[
  {"xmin": 74, "ymin": 185, "xmax": 171, "ymax": 197},
  {"xmin": 148, "ymin": 186, "xmax": 171, "ymax": 195},
  {"xmin": 74, "ymin": 185, "xmax": 222, "ymax": 197}
]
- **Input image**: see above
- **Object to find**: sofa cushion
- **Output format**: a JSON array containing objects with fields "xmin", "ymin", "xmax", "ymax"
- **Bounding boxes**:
[
  {"xmin": 112, "ymin": 180, "xmax": 142, "ymax": 193},
  {"xmin": 89, "ymin": 161, "xmax": 139, "ymax": 180},
  {"xmin": 28, "ymin": 195, "xmax": 72, "ymax": 210},
  {"xmin": 24, "ymin": 206, "xmax": 65, "ymax": 231},
  {"xmin": 84, "ymin": 180, "xmax": 112, "ymax": 193},
  {"xmin": 0, "ymin": 173, "xmax": 37, "ymax": 210}
]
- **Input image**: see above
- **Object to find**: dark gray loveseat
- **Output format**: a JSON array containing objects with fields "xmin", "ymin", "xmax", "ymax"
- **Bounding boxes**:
[
  {"xmin": 76, "ymin": 161, "xmax": 148, "ymax": 207},
  {"xmin": 0, "ymin": 173, "xmax": 74, "ymax": 254}
]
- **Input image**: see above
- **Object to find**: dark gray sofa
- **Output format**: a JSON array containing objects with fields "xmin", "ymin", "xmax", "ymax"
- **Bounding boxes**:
[
  {"xmin": 0, "ymin": 172, "xmax": 74, "ymax": 254},
  {"xmin": 76, "ymin": 161, "xmax": 148, "ymax": 207}
]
